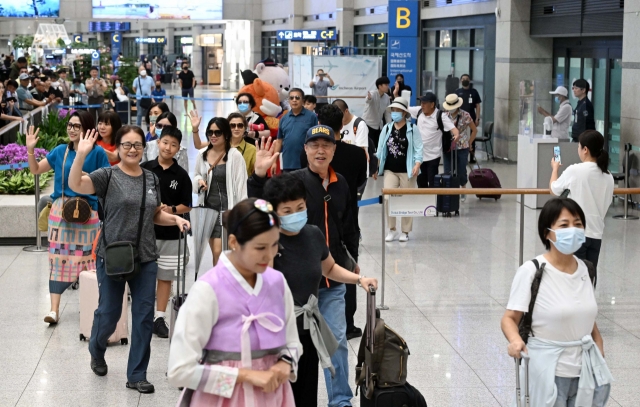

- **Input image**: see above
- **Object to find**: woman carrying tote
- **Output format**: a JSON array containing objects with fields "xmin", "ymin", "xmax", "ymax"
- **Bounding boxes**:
[
  {"xmin": 501, "ymin": 198, "xmax": 613, "ymax": 407},
  {"xmin": 68, "ymin": 125, "xmax": 190, "ymax": 394},
  {"xmin": 193, "ymin": 117, "xmax": 248, "ymax": 265},
  {"xmin": 375, "ymin": 96, "xmax": 423, "ymax": 243},
  {"xmin": 26, "ymin": 110, "xmax": 110, "ymax": 325}
]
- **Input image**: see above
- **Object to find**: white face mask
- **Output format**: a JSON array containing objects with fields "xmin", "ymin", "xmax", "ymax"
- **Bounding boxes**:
[{"xmin": 140, "ymin": 71, "xmax": 147, "ymax": 77}]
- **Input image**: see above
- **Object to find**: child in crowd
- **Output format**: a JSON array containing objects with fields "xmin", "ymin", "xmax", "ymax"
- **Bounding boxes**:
[
  {"xmin": 141, "ymin": 127, "xmax": 192, "ymax": 338},
  {"xmin": 303, "ymin": 95, "xmax": 317, "ymax": 112},
  {"xmin": 151, "ymin": 81, "xmax": 166, "ymax": 103}
]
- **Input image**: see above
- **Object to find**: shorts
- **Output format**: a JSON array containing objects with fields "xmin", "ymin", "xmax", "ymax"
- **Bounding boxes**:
[
  {"xmin": 156, "ymin": 239, "xmax": 190, "ymax": 281},
  {"xmin": 210, "ymin": 220, "xmax": 223, "ymax": 239},
  {"xmin": 181, "ymin": 88, "xmax": 194, "ymax": 98}
]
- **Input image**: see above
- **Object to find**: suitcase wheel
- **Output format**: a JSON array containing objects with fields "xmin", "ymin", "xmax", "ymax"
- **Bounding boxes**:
[
  {"xmin": 455, "ymin": 211, "xmax": 459, "ymax": 216},
  {"xmin": 71, "ymin": 281, "xmax": 79, "ymax": 290},
  {"xmin": 495, "ymin": 198, "xmax": 499, "ymax": 201},
  {"xmin": 80, "ymin": 334, "xmax": 86, "ymax": 341},
  {"xmin": 121, "ymin": 338, "xmax": 128, "ymax": 345}
]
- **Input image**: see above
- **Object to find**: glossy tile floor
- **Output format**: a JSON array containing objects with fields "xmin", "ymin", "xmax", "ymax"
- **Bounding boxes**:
[{"xmin": 2, "ymin": 87, "xmax": 640, "ymax": 406}]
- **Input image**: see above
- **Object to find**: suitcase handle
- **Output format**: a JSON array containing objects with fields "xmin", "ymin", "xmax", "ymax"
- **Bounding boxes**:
[
  {"xmin": 515, "ymin": 351, "xmax": 530, "ymax": 407},
  {"xmin": 176, "ymin": 231, "xmax": 188, "ymax": 298}
]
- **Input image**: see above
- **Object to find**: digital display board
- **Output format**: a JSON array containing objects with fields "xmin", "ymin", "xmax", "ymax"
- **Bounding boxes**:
[
  {"xmin": 276, "ymin": 30, "xmax": 338, "ymax": 41},
  {"xmin": 88, "ymin": 21, "xmax": 131, "ymax": 32},
  {"xmin": 0, "ymin": 0, "xmax": 60, "ymax": 17},
  {"xmin": 92, "ymin": 0, "xmax": 222, "ymax": 20}
]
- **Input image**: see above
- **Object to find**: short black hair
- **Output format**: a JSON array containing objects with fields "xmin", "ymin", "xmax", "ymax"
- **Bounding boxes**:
[
  {"xmin": 573, "ymin": 79, "xmax": 590, "ymax": 92},
  {"xmin": 157, "ymin": 111, "xmax": 178, "ymax": 127},
  {"xmin": 160, "ymin": 126, "xmax": 183, "ymax": 144},
  {"xmin": 289, "ymin": 88, "xmax": 304, "ymax": 97},
  {"xmin": 90, "ymin": 66, "xmax": 99, "ymax": 72},
  {"xmin": 236, "ymin": 92, "xmax": 256, "ymax": 108},
  {"xmin": 375, "ymin": 76, "xmax": 390, "ymax": 88},
  {"xmin": 6, "ymin": 80, "xmax": 18, "ymax": 89},
  {"xmin": 317, "ymin": 104, "xmax": 343, "ymax": 133},
  {"xmin": 304, "ymin": 95, "xmax": 317, "ymax": 104},
  {"xmin": 263, "ymin": 173, "xmax": 307, "ymax": 210},
  {"xmin": 538, "ymin": 198, "xmax": 586, "ymax": 251},
  {"xmin": 73, "ymin": 78, "xmax": 81, "ymax": 84},
  {"xmin": 97, "ymin": 111, "xmax": 122, "ymax": 146},
  {"xmin": 332, "ymin": 99, "xmax": 348, "ymax": 111},
  {"xmin": 17, "ymin": 57, "xmax": 27, "ymax": 64},
  {"xmin": 461, "ymin": 73, "xmax": 471, "ymax": 80},
  {"xmin": 223, "ymin": 198, "xmax": 281, "ymax": 245}
]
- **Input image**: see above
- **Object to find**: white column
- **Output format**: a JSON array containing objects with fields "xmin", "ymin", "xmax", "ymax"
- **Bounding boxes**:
[
  {"xmin": 139, "ymin": 23, "xmax": 149, "ymax": 58},
  {"xmin": 166, "ymin": 26, "xmax": 175, "ymax": 55},
  {"xmin": 191, "ymin": 25, "xmax": 203, "ymax": 84}
]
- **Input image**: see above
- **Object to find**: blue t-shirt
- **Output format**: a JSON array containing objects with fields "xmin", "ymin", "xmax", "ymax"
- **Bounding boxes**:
[
  {"xmin": 46, "ymin": 144, "xmax": 110, "ymax": 210},
  {"xmin": 277, "ymin": 108, "xmax": 318, "ymax": 170},
  {"xmin": 151, "ymin": 88, "xmax": 166, "ymax": 103},
  {"xmin": 134, "ymin": 76, "xmax": 155, "ymax": 99}
]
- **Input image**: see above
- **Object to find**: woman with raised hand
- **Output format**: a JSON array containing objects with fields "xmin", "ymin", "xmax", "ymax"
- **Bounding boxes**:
[
  {"xmin": 193, "ymin": 117, "xmax": 248, "ymax": 265},
  {"xmin": 68, "ymin": 125, "xmax": 190, "ymax": 394},
  {"xmin": 26, "ymin": 110, "xmax": 110, "ymax": 324}
]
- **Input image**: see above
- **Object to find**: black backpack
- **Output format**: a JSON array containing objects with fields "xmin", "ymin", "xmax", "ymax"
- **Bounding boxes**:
[
  {"xmin": 417, "ymin": 108, "xmax": 454, "ymax": 154},
  {"xmin": 518, "ymin": 258, "xmax": 597, "ymax": 344},
  {"xmin": 352, "ymin": 117, "xmax": 378, "ymax": 178}
]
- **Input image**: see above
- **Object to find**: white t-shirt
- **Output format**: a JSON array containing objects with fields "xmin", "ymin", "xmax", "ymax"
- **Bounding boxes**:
[
  {"xmin": 340, "ymin": 116, "xmax": 369, "ymax": 148},
  {"xmin": 552, "ymin": 100, "xmax": 572, "ymax": 139},
  {"xmin": 507, "ymin": 255, "xmax": 597, "ymax": 378},
  {"xmin": 551, "ymin": 162, "xmax": 614, "ymax": 239},
  {"xmin": 408, "ymin": 106, "xmax": 455, "ymax": 162}
]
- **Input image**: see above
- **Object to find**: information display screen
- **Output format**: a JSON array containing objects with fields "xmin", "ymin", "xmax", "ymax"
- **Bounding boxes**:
[
  {"xmin": 0, "ymin": 0, "xmax": 60, "ymax": 17},
  {"xmin": 92, "ymin": 0, "xmax": 222, "ymax": 20},
  {"xmin": 88, "ymin": 22, "xmax": 131, "ymax": 32}
]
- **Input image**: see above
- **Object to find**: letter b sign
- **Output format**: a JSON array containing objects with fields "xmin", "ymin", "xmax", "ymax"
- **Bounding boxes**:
[
  {"xmin": 396, "ymin": 7, "xmax": 410, "ymax": 29},
  {"xmin": 389, "ymin": 1, "xmax": 419, "ymax": 37}
]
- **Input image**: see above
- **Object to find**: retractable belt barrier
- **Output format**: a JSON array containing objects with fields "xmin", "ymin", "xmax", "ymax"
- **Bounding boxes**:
[{"xmin": 57, "ymin": 104, "xmax": 104, "ymax": 109}]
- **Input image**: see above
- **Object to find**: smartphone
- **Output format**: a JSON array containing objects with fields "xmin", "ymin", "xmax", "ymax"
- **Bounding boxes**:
[{"xmin": 553, "ymin": 146, "xmax": 561, "ymax": 164}]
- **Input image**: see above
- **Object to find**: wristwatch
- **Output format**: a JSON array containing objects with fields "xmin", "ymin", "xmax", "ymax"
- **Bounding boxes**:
[
  {"xmin": 171, "ymin": 205, "xmax": 177, "ymax": 214},
  {"xmin": 278, "ymin": 354, "xmax": 293, "ymax": 365},
  {"xmin": 357, "ymin": 275, "xmax": 365, "ymax": 287}
]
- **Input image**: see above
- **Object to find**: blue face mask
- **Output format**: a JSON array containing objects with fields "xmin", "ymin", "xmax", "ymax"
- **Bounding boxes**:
[
  {"xmin": 154, "ymin": 127, "xmax": 162, "ymax": 138},
  {"xmin": 554, "ymin": 97, "xmax": 560, "ymax": 103},
  {"xmin": 280, "ymin": 209, "xmax": 308, "ymax": 233},
  {"xmin": 391, "ymin": 112, "xmax": 404, "ymax": 123},
  {"xmin": 238, "ymin": 103, "xmax": 250, "ymax": 113},
  {"xmin": 548, "ymin": 227, "xmax": 585, "ymax": 255}
]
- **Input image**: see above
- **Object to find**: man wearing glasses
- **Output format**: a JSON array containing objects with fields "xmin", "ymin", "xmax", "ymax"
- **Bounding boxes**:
[{"xmin": 274, "ymin": 88, "xmax": 318, "ymax": 172}]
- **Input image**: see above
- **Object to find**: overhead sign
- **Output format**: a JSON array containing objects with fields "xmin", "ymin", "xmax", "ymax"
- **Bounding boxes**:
[
  {"xmin": 135, "ymin": 37, "xmax": 166, "ymax": 44},
  {"xmin": 73, "ymin": 34, "xmax": 83, "ymax": 43},
  {"xmin": 70, "ymin": 48, "xmax": 96, "ymax": 55},
  {"xmin": 111, "ymin": 32, "xmax": 121, "ymax": 64},
  {"xmin": 88, "ymin": 22, "xmax": 131, "ymax": 32},
  {"xmin": 180, "ymin": 37, "xmax": 193, "ymax": 44},
  {"xmin": 277, "ymin": 30, "xmax": 338, "ymax": 42},
  {"xmin": 388, "ymin": 0, "xmax": 419, "ymax": 101}
]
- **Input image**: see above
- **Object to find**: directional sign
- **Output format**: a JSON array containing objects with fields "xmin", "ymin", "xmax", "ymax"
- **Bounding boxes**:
[
  {"xmin": 111, "ymin": 32, "xmax": 121, "ymax": 65},
  {"xmin": 276, "ymin": 30, "xmax": 338, "ymax": 42},
  {"xmin": 135, "ymin": 37, "xmax": 166, "ymax": 44},
  {"xmin": 73, "ymin": 34, "xmax": 83, "ymax": 43}
]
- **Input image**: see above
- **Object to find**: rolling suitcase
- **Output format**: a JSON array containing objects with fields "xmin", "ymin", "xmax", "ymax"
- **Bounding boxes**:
[
  {"xmin": 169, "ymin": 231, "xmax": 188, "ymax": 341},
  {"xmin": 79, "ymin": 270, "xmax": 129, "ymax": 345},
  {"xmin": 435, "ymin": 147, "xmax": 460, "ymax": 217},
  {"xmin": 515, "ymin": 352, "xmax": 530, "ymax": 407},
  {"xmin": 468, "ymin": 162, "xmax": 502, "ymax": 200}
]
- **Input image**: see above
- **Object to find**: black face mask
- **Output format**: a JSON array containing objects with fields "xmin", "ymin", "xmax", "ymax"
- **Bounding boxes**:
[
  {"xmin": 182, "ymin": 67, "xmax": 188, "ymax": 71},
  {"xmin": 156, "ymin": 86, "xmax": 161, "ymax": 89},
  {"xmin": 461, "ymin": 80, "xmax": 470, "ymax": 87}
]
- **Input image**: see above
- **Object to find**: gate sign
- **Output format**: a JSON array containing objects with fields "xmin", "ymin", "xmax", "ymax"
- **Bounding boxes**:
[
  {"xmin": 388, "ymin": 0, "xmax": 419, "ymax": 101},
  {"xmin": 135, "ymin": 37, "xmax": 166, "ymax": 44},
  {"xmin": 277, "ymin": 30, "xmax": 338, "ymax": 41},
  {"xmin": 73, "ymin": 34, "xmax": 83, "ymax": 43},
  {"xmin": 111, "ymin": 32, "xmax": 121, "ymax": 64}
]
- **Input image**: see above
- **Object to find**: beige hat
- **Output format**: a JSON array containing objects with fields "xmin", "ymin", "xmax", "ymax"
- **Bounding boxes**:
[
  {"xmin": 386, "ymin": 96, "xmax": 410, "ymax": 113},
  {"xmin": 442, "ymin": 94, "xmax": 463, "ymax": 111}
]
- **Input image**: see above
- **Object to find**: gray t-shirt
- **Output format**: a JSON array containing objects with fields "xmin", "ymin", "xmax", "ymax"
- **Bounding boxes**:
[
  {"xmin": 89, "ymin": 166, "xmax": 161, "ymax": 263},
  {"xmin": 312, "ymin": 78, "xmax": 330, "ymax": 103}
]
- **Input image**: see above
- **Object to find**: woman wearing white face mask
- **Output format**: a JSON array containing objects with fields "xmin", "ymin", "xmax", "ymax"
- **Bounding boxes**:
[
  {"xmin": 109, "ymin": 78, "xmax": 129, "ymax": 110},
  {"xmin": 375, "ymin": 97, "xmax": 423, "ymax": 243},
  {"xmin": 501, "ymin": 198, "xmax": 613, "ymax": 407}
]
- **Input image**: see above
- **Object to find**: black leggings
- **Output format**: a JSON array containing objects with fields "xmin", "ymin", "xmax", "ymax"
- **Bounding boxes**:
[
  {"xmin": 290, "ymin": 333, "xmax": 319, "ymax": 407},
  {"xmin": 417, "ymin": 157, "xmax": 441, "ymax": 188},
  {"xmin": 574, "ymin": 237, "xmax": 602, "ymax": 287}
]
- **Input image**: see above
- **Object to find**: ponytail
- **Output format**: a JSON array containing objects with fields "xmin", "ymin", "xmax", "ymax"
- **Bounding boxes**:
[{"xmin": 578, "ymin": 130, "xmax": 609, "ymax": 174}]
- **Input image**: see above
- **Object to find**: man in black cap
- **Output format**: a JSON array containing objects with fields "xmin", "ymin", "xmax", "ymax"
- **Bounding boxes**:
[{"xmin": 571, "ymin": 79, "xmax": 595, "ymax": 141}]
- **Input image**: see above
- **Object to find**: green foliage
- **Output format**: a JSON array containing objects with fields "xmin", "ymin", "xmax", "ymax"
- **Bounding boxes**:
[
  {"xmin": 117, "ymin": 57, "xmax": 139, "ymax": 91},
  {"xmin": 12, "ymin": 35, "xmax": 34, "ymax": 50},
  {"xmin": 0, "ymin": 169, "xmax": 52, "ymax": 195},
  {"xmin": 71, "ymin": 41, "xmax": 113, "ymax": 81},
  {"xmin": 16, "ymin": 111, "xmax": 70, "ymax": 151},
  {"xmin": 56, "ymin": 38, "xmax": 66, "ymax": 48}
]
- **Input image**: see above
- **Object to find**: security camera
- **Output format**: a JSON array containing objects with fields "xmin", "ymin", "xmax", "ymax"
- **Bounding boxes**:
[{"xmin": 54, "ymin": 18, "xmax": 65, "ymax": 24}]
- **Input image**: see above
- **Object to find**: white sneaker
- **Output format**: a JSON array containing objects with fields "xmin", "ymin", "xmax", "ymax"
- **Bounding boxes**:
[
  {"xmin": 44, "ymin": 311, "xmax": 58, "ymax": 324},
  {"xmin": 399, "ymin": 233, "xmax": 409, "ymax": 242},
  {"xmin": 385, "ymin": 231, "xmax": 399, "ymax": 242},
  {"xmin": 461, "ymin": 194, "xmax": 467, "ymax": 202}
]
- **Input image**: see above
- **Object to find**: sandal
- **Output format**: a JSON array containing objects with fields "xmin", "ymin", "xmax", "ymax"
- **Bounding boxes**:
[{"xmin": 44, "ymin": 311, "xmax": 59, "ymax": 324}]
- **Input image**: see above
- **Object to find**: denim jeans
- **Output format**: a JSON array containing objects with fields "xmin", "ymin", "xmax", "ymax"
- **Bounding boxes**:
[
  {"xmin": 136, "ymin": 100, "xmax": 148, "ymax": 126},
  {"xmin": 553, "ymin": 376, "xmax": 610, "ymax": 407},
  {"xmin": 89, "ymin": 257, "xmax": 157, "ymax": 383},
  {"xmin": 443, "ymin": 148, "xmax": 470, "ymax": 186},
  {"xmin": 318, "ymin": 285, "xmax": 353, "ymax": 407}
]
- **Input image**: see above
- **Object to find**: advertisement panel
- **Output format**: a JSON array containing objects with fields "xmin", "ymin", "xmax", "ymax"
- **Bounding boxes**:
[
  {"xmin": 0, "ymin": 0, "xmax": 59, "ymax": 17},
  {"xmin": 92, "ymin": 0, "xmax": 221, "ymax": 20}
]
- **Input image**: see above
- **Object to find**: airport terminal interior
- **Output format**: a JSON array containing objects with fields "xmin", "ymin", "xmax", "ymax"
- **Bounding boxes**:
[{"xmin": 2, "ymin": 0, "xmax": 640, "ymax": 406}]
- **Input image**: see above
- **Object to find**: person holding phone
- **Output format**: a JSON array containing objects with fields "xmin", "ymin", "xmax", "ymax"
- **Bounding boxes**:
[
  {"xmin": 538, "ymin": 86, "xmax": 572, "ymax": 140},
  {"xmin": 309, "ymin": 69, "xmax": 334, "ymax": 113}
]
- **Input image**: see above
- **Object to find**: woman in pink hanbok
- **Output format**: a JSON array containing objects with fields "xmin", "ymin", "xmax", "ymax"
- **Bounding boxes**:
[{"xmin": 168, "ymin": 198, "xmax": 302, "ymax": 407}]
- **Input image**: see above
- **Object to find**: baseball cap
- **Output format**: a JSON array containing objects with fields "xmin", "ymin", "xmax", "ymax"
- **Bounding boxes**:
[
  {"xmin": 420, "ymin": 92, "xmax": 437, "ymax": 103},
  {"xmin": 18, "ymin": 73, "xmax": 30, "ymax": 81},
  {"xmin": 549, "ymin": 86, "xmax": 568, "ymax": 97},
  {"xmin": 305, "ymin": 125, "xmax": 336, "ymax": 144}
]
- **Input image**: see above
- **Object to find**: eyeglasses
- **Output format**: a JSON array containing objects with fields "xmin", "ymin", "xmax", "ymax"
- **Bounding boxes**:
[
  {"xmin": 119, "ymin": 142, "xmax": 145, "ymax": 151},
  {"xmin": 289, "ymin": 95, "xmax": 301, "ymax": 101},
  {"xmin": 67, "ymin": 123, "xmax": 82, "ymax": 131},
  {"xmin": 230, "ymin": 123, "xmax": 245, "ymax": 129},
  {"xmin": 206, "ymin": 130, "xmax": 224, "ymax": 138},
  {"xmin": 231, "ymin": 199, "xmax": 276, "ymax": 234}
]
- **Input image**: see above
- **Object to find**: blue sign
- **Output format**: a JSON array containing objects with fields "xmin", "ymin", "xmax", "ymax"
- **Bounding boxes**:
[
  {"xmin": 276, "ymin": 30, "xmax": 338, "ymax": 42},
  {"xmin": 389, "ymin": 0, "xmax": 420, "ymax": 37},
  {"xmin": 88, "ymin": 22, "xmax": 131, "ymax": 32},
  {"xmin": 91, "ymin": 50, "xmax": 100, "ymax": 75},
  {"xmin": 388, "ymin": 0, "xmax": 419, "ymax": 99},
  {"xmin": 111, "ymin": 32, "xmax": 121, "ymax": 65},
  {"xmin": 73, "ymin": 34, "xmax": 83, "ymax": 44},
  {"xmin": 135, "ymin": 37, "xmax": 167, "ymax": 44}
]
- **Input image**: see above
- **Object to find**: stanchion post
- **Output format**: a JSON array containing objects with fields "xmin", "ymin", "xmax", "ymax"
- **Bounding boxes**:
[
  {"xmin": 170, "ymin": 95, "xmax": 174, "ymax": 113},
  {"xmin": 614, "ymin": 143, "xmax": 639, "ymax": 220},
  {"xmin": 23, "ymin": 174, "xmax": 47, "ymax": 253},
  {"xmin": 127, "ymin": 98, "xmax": 131, "ymax": 125},
  {"xmin": 379, "ymin": 195, "xmax": 389, "ymax": 310},
  {"xmin": 519, "ymin": 194, "xmax": 525, "ymax": 266}
]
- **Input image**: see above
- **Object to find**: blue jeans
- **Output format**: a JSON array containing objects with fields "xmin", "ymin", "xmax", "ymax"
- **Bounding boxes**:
[
  {"xmin": 553, "ymin": 376, "xmax": 610, "ymax": 407},
  {"xmin": 443, "ymin": 148, "xmax": 470, "ymax": 186},
  {"xmin": 136, "ymin": 100, "xmax": 147, "ymax": 126},
  {"xmin": 318, "ymin": 285, "xmax": 353, "ymax": 407},
  {"xmin": 89, "ymin": 257, "xmax": 157, "ymax": 383}
]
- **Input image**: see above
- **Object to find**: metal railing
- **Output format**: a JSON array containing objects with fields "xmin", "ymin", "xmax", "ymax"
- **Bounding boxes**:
[
  {"xmin": 376, "ymin": 187, "xmax": 640, "ymax": 310},
  {"xmin": 0, "ymin": 104, "xmax": 50, "ymax": 145}
]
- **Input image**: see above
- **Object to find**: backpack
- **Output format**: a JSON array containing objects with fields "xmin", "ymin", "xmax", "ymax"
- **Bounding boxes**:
[
  {"xmin": 353, "ymin": 117, "xmax": 378, "ymax": 177},
  {"xmin": 518, "ymin": 258, "xmax": 597, "ymax": 344}
]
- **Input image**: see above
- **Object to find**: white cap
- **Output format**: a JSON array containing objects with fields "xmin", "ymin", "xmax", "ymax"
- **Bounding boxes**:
[{"xmin": 549, "ymin": 86, "xmax": 568, "ymax": 98}]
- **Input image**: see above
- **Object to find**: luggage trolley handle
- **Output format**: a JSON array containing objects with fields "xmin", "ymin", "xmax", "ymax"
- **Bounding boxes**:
[
  {"xmin": 515, "ymin": 351, "xmax": 530, "ymax": 407},
  {"xmin": 177, "ymin": 230, "xmax": 188, "ymax": 298},
  {"xmin": 367, "ymin": 286, "xmax": 376, "ymax": 349}
]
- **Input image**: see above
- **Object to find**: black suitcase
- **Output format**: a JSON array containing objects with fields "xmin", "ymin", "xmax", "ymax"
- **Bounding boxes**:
[
  {"xmin": 435, "ymin": 147, "xmax": 460, "ymax": 217},
  {"xmin": 169, "ymin": 231, "xmax": 188, "ymax": 341},
  {"xmin": 361, "ymin": 382, "xmax": 428, "ymax": 407}
]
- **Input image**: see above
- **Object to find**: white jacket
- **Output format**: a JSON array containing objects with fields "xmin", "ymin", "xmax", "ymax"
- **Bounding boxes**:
[{"xmin": 192, "ymin": 147, "xmax": 248, "ymax": 208}]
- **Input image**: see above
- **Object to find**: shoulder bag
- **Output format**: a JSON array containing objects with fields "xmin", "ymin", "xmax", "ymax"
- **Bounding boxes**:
[
  {"xmin": 137, "ymin": 76, "xmax": 152, "ymax": 110},
  {"xmin": 102, "ymin": 168, "xmax": 147, "ymax": 282},
  {"xmin": 61, "ymin": 148, "xmax": 92, "ymax": 224}
]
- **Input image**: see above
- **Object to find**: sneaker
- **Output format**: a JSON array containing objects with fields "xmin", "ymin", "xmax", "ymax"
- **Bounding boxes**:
[
  {"xmin": 461, "ymin": 194, "xmax": 467, "ymax": 202},
  {"xmin": 399, "ymin": 233, "xmax": 409, "ymax": 242},
  {"xmin": 43, "ymin": 311, "xmax": 58, "ymax": 324},
  {"xmin": 126, "ymin": 380, "xmax": 155, "ymax": 394},
  {"xmin": 346, "ymin": 327, "xmax": 363, "ymax": 340},
  {"xmin": 90, "ymin": 357, "xmax": 108, "ymax": 376},
  {"xmin": 153, "ymin": 317, "xmax": 169, "ymax": 338},
  {"xmin": 385, "ymin": 230, "xmax": 399, "ymax": 242}
]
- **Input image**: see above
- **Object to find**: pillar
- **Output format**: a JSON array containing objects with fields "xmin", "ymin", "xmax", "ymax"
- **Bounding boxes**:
[
  {"xmin": 493, "ymin": 0, "xmax": 552, "ymax": 160},
  {"xmin": 336, "ymin": 0, "xmax": 355, "ymax": 47},
  {"xmin": 166, "ymin": 26, "xmax": 175, "ymax": 55},
  {"xmin": 139, "ymin": 23, "xmax": 149, "ymax": 59},
  {"xmin": 287, "ymin": 0, "xmax": 304, "ymax": 56},
  {"xmin": 620, "ymin": 1, "xmax": 640, "ymax": 188},
  {"xmin": 249, "ymin": 20, "xmax": 262, "ymax": 68},
  {"xmin": 191, "ymin": 25, "xmax": 203, "ymax": 83}
]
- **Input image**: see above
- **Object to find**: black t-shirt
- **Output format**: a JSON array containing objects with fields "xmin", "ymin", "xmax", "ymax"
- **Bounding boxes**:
[
  {"xmin": 571, "ymin": 97, "xmax": 595, "ymax": 140},
  {"xmin": 178, "ymin": 70, "xmax": 195, "ymax": 89},
  {"xmin": 274, "ymin": 224, "xmax": 330, "ymax": 333},
  {"xmin": 455, "ymin": 87, "xmax": 482, "ymax": 122},
  {"xmin": 43, "ymin": 87, "xmax": 63, "ymax": 101},
  {"xmin": 141, "ymin": 158, "xmax": 193, "ymax": 240},
  {"xmin": 384, "ymin": 125, "xmax": 408, "ymax": 173}
]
